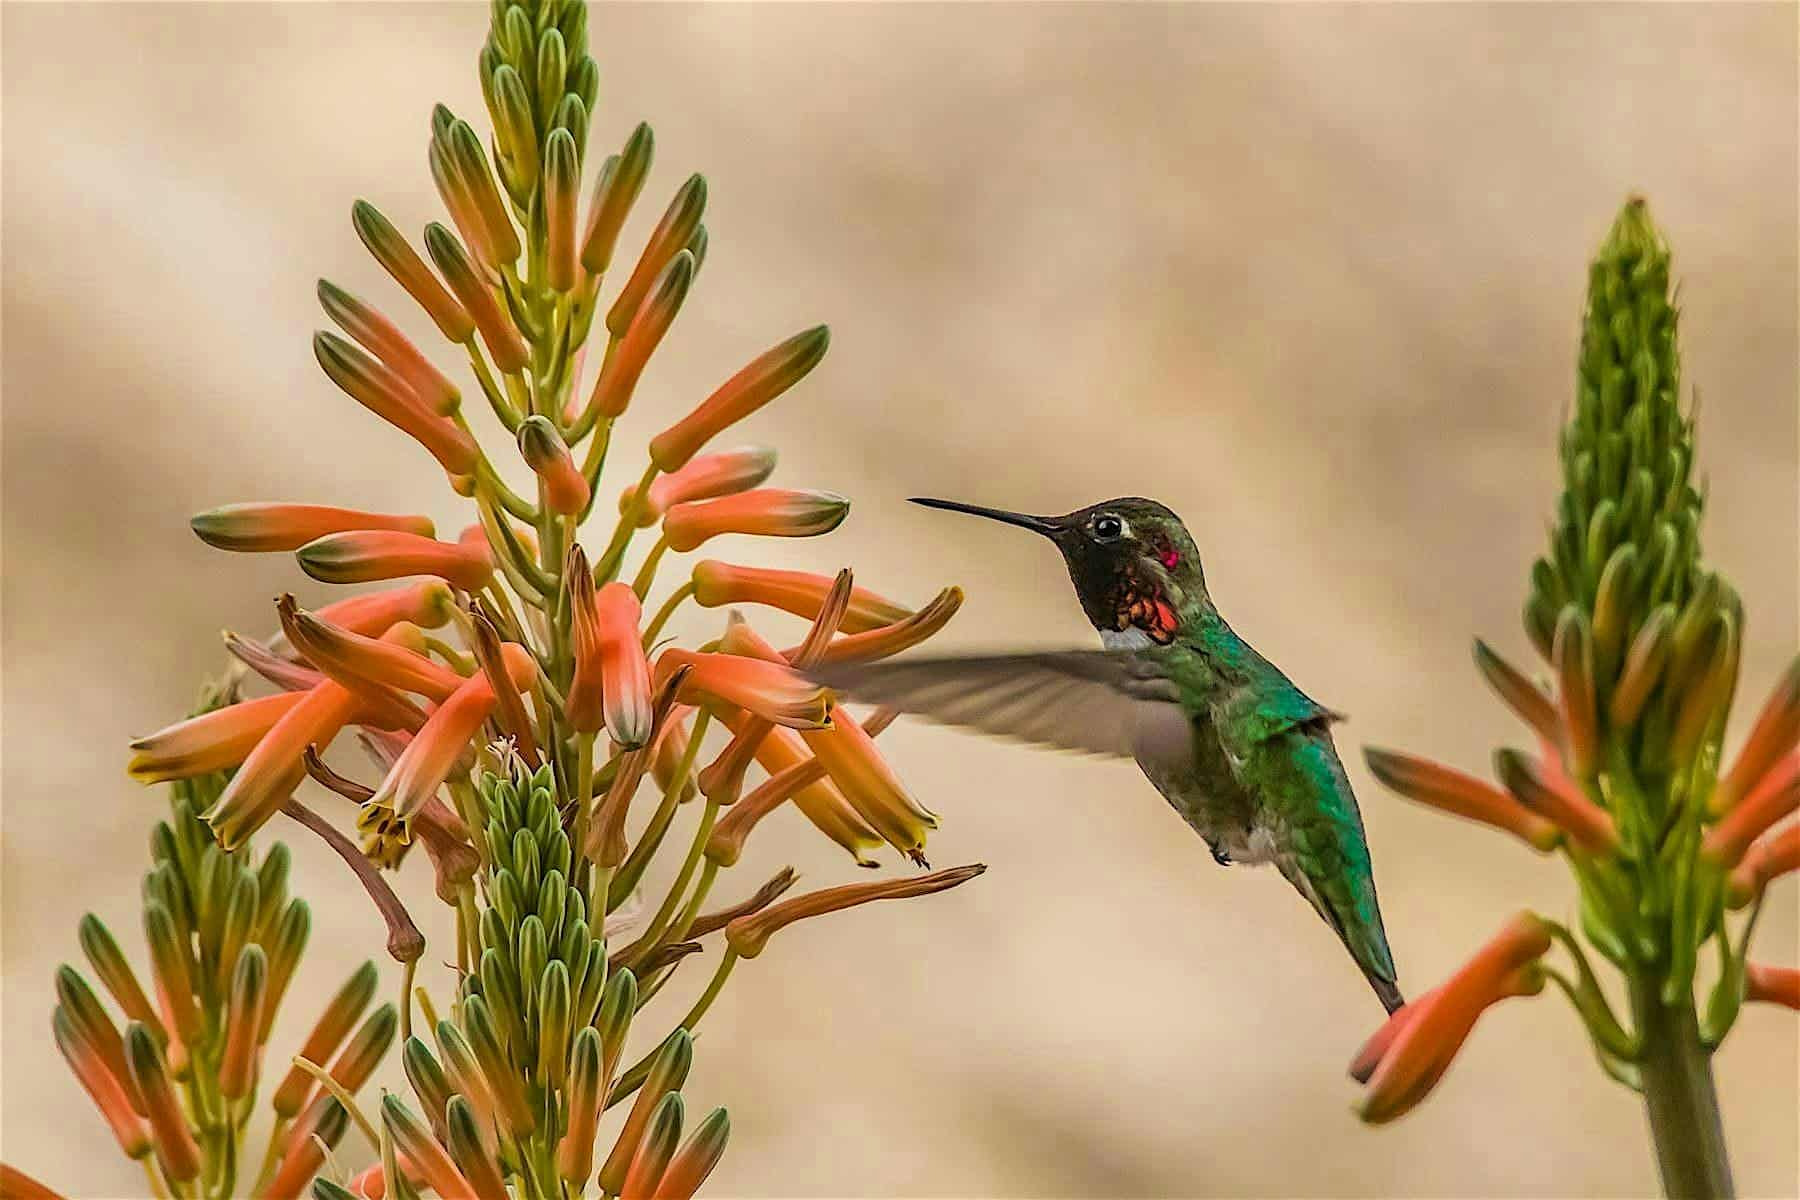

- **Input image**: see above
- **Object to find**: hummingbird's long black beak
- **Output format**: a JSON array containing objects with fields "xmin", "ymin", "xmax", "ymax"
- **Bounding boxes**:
[{"xmin": 907, "ymin": 497, "xmax": 1061, "ymax": 537}]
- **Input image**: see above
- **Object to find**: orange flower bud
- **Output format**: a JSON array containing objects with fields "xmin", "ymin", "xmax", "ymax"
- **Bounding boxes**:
[
  {"xmin": 663, "ymin": 489, "xmax": 848, "ymax": 554},
  {"xmin": 442, "ymin": 119, "xmax": 521, "ymax": 269},
  {"xmin": 655, "ymin": 649, "xmax": 831, "ymax": 729},
  {"xmin": 270, "ymin": 962, "xmax": 379, "ymax": 1117},
  {"xmin": 621, "ymin": 446, "xmax": 778, "ymax": 526},
  {"xmin": 651, "ymin": 1107, "xmax": 729, "ymax": 1200},
  {"xmin": 264, "ymin": 1103, "xmax": 349, "ymax": 1200},
  {"xmin": 128, "ymin": 691, "xmax": 306, "ymax": 784},
  {"xmin": 650, "ymin": 707, "xmax": 699, "ymax": 803},
  {"xmin": 299, "ymin": 530, "xmax": 494, "ymax": 593},
  {"xmin": 589, "ymin": 250, "xmax": 694, "ymax": 419},
  {"xmin": 423, "ymin": 222, "xmax": 528, "ymax": 373},
  {"xmin": 1728, "ymin": 824, "xmax": 1799, "ymax": 907},
  {"xmin": 1353, "ymin": 912, "xmax": 1550, "ymax": 1123},
  {"xmin": 726, "ymin": 864, "xmax": 985, "ymax": 959},
  {"xmin": 787, "ymin": 587, "xmax": 964, "ymax": 666},
  {"xmin": 285, "ymin": 1004, "xmax": 399, "ymax": 1156},
  {"xmin": 649, "ymin": 326, "xmax": 829, "ymax": 472},
  {"xmin": 351, "ymin": 200, "xmax": 474, "ymax": 343},
  {"xmin": 593, "ymin": 583, "xmax": 654, "ymax": 747},
  {"xmin": 205, "ymin": 680, "xmax": 363, "ymax": 850},
  {"xmin": 544, "ymin": 128, "xmax": 580, "ymax": 292},
  {"xmin": 318, "ymin": 280, "xmax": 460, "ymax": 415},
  {"xmin": 53, "ymin": 1008, "xmax": 150, "ymax": 1160},
  {"xmin": 511, "ymin": 419, "xmax": 584, "ymax": 516},
  {"xmin": 1552, "ymin": 610, "xmax": 1599, "ymax": 779},
  {"xmin": 366, "ymin": 675, "xmax": 497, "ymax": 821},
  {"xmin": 717, "ymin": 712, "xmax": 882, "ymax": 866},
  {"xmin": 217, "ymin": 946, "xmax": 266, "ymax": 1101},
  {"xmin": 1745, "ymin": 962, "xmax": 1800, "ymax": 1010},
  {"xmin": 1363, "ymin": 748, "xmax": 1562, "ymax": 852},
  {"xmin": 618, "ymin": 1092, "xmax": 683, "ymax": 1200},
  {"xmin": 191, "ymin": 503, "xmax": 435, "ymax": 554},
  {"xmin": 312, "ymin": 581, "xmax": 456, "ymax": 637},
  {"xmin": 1703, "ymin": 755, "xmax": 1798, "ymax": 868},
  {"xmin": 382, "ymin": 1094, "xmax": 475, "ymax": 1200},
  {"xmin": 0, "ymin": 1164, "xmax": 67, "ymax": 1200},
  {"xmin": 1493, "ymin": 749, "xmax": 1619, "ymax": 855},
  {"xmin": 1472, "ymin": 640, "xmax": 1561, "ymax": 746},
  {"xmin": 1712, "ymin": 656, "xmax": 1800, "ymax": 817},
  {"xmin": 224, "ymin": 631, "xmax": 324, "ymax": 692},
  {"xmin": 123, "ymin": 1024, "xmax": 201, "ymax": 1182},
  {"xmin": 605, "ymin": 174, "xmax": 705, "ymax": 338},
  {"xmin": 690, "ymin": 560, "xmax": 908, "ymax": 633},
  {"xmin": 281, "ymin": 599, "xmax": 462, "ymax": 704},
  {"xmin": 314, "ymin": 332, "xmax": 479, "ymax": 475},
  {"xmin": 709, "ymin": 711, "xmax": 895, "ymax": 868},
  {"xmin": 580, "ymin": 122, "xmax": 654, "ymax": 275}
]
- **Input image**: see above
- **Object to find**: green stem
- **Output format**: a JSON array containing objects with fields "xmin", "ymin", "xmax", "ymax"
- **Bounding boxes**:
[
  {"xmin": 642, "ymin": 583, "xmax": 695, "ymax": 648},
  {"xmin": 1628, "ymin": 971, "xmax": 1734, "ymax": 1199}
]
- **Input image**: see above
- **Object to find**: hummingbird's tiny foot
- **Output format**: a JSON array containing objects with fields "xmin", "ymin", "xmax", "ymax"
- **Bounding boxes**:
[{"xmin": 1209, "ymin": 844, "xmax": 1233, "ymax": 866}]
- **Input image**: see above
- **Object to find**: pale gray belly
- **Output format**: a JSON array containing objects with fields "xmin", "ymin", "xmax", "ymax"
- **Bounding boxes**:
[{"xmin": 1135, "ymin": 754, "xmax": 1274, "ymax": 864}]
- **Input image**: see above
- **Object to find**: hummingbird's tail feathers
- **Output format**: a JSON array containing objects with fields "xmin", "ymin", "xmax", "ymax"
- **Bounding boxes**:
[
  {"xmin": 810, "ymin": 651, "xmax": 1188, "ymax": 762},
  {"xmin": 1371, "ymin": 975, "xmax": 1406, "ymax": 1016}
]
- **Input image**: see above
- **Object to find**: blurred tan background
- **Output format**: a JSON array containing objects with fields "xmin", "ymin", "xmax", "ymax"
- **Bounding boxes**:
[{"xmin": 4, "ymin": 3, "xmax": 1796, "ymax": 1197}]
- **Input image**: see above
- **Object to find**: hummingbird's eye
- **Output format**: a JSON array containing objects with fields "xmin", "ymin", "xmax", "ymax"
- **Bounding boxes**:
[{"xmin": 1091, "ymin": 513, "xmax": 1125, "ymax": 542}]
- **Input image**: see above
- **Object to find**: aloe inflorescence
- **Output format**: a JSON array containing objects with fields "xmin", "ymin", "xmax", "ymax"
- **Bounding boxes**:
[
  {"xmin": 1356, "ymin": 199, "xmax": 1795, "ymax": 1197},
  {"xmin": 19, "ymin": 1, "xmax": 985, "ymax": 1196}
]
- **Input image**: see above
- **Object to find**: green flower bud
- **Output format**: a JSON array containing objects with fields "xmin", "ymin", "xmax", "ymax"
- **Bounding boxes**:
[
  {"xmin": 599, "ymin": 1030, "xmax": 690, "ymax": 1192},
  {"xmin": 351, "ymin": 200, "xmax": 474, "ymax": 343},
  {"xmin": 536, "ymin": 960, "xmax": 573, "ymax": 1087},
  {"xmin": 218, "ymin": 945, "xmax": 267, "ymax": 1100},
  {"xmin": 260, "ymin": 899, "xmax": 311, "ymax": 1041},
  {"xmin": 446, "ymin": 1095, "xmax": 508, "ymax": 1200},
  {"xmin": 402, "ymin": 1036, "xmax": 454, "ymax": 1135},
  {"xmin": 619, "ymin": 1092, "xmax": 684, "ymax": 1198},
  {"xmin": 606, "ymin": 175, "xmax": 706, "ymax": 338},
  {"xmin": 535, "ymin": 29, "xmax": 567, "ymax": 127},
  {"xmin": 580, "ymin": 123, "xmax": 654, "ymax": 275},
  {"xmin": 78, "ymin": 915, "xmax": 159, "ymax": 1033}
]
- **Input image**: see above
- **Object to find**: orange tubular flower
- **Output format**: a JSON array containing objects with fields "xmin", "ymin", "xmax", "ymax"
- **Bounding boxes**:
[
  {"xmin": 1493, "ymin": 748, "xmax": 1619, "ymax": 855},
  {"xmin": 567, "ymin": 562, "xmax": 654, "ymax": 746},
  {"xmin": 1727, "ymin": 824, "xmax": 1799, "ymax": 907},
  {"xmin": 123, "ymin": 1024, "xmax": 201, "ymax": 1183},
  {"xmin": 650, "ymin": 707, "xmax": 699, "ymax": 802},
  {"xmin": 312, "ymin": 581, "xmax": 456, "ymax": 637},
  {"xmin": 648, "ymin": 325, "xmax": 830, "ymax": 472},
  {"xmin": 1702, "ymin": 755, "xmax": 1798, "ymax": 867},
  {"xmin": 655, "ymin": 649, "xmax": 831, "ymax": 729},
  {"xmin": 190, "ymin": 503, "xmax": 435, "ymax": 553},
  {"xmin": 1363, "ymin": 748, "xmax": 1563, "ymax": 852},
  {"xmin": 352, "ymin": 200, "xmax": 474, "ymax": 343},
  {"xmin": 516, "ymin": 416, "xmax": 589, "ymax": 515},
  {"xmin": 223, "ymin": 631, "xmax": 324, "ymax": 692},
  {"xmin": 1711, "ymin": 656, "xmax": 1800, "ymax": 816},
  {"xmin": 314, "ymin": 332, "xmax": 480, "ymax": 476},
  {"xmin": 0, "ymin": 1164, "xmax": 67, "ymax": 1200},
  {"xmin": 620, "ymin": 445, "xmax": 778, "ymax": 526},
  {"xmin": 787, "ymin": 586, "xmax": 964, "ymax": 666},
  {"xmin": 710, "ymin": 709, "xmax": 896, "ymax": 868},
  {"xmin": 725, "ymin": 864, "xmax": 985, "ymax": 959},
  {"xmin": 204, "ymin": 680, "xmax": 362, "ymax": 850},
  {"xmin": 281, "ymin": 599, "xmax": 462, "ymax": 704},
  {"xmin": 53, "ymin": 1009, "xmax": 150, "ymax": 1160},
  {"xmin": 1745, "ymin": 962, "xmax": 1800, "ymax": 1010},
  {"xmin": 1352, "ymin": 912, "xmax": 1551, "ymax": 1124},
  {"xmin": 298, "ymin": 530, "xmax": 494, "ymax": 593},
  {"xmin": 662, "ymin": 488, "xmax": 849, "ymax": 553},
  {"xmin": 588, "ymin": 249, "xmax": 695, "ymax": 420},
  {"xmin": 689, "ymin": 560, "xmax": 911, "ymax": 633},
  {"xmin": 1472, "ymin": 640, "xmax": 1562, "ymax": 746},
  {"xmin": 803, "ymin": 707, "xmax": 938, "ymax": 864},
  {"xmin": 366, "ymin": 674, "xmax": 497, "ymax": 821},
  {"xmin": 719, "ymin": 712, "xmax": 883, "ymax": 866},
  {"xmin": 128, "ymin": 691, "xmax": 306, "ymax": 784},
  {"xmin": 383, "ymin": 1095, "xmax": 476, "ymax": 1200}
]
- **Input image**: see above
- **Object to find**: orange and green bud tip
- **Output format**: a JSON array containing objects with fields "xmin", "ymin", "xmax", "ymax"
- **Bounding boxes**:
[
  {"xmin": 318, "ymin": 280, "xmax": 461, "ymax": 415},
  {"xmin": 598, "ymin": 1030, "xmax": 691, "ymax": 1194},
  {"xmin": 127, "ymin": 691, "xmax": 304, "ymax": 784},
  {"xmin": 663, "ymin": 488, "xmax": 848, "ymax": 553},
  {"xmin": 191, "ymin": 503, "xmax": 435, "ymax": 553},
  {"xmin": 581, "ymin": 122, "xmax": 654, "ymax": 275},
  {"xmin": 381, "ymin": 1094, "xmax": 474, "ymax": 1200},
  {"xmin": 1363, "ymin": 748, "xmax": 1562, "ymax": 852},
  {"xmin": 620, "ymin": 445, "xmax": 779, "ymax": 526},
  {"xmin": 445, "ymin": 1095, "xmax": 507, "ymax": 1200},
  {"xmin": 271, "ymin": 961, "xmax": 379, "ymax": 1117},
  {"xmin": 656, "ymin": 1106, "xmax": 731, "ymax": 1200},
  {"xmin": 589, "ymin": 250, "xmax": 695, "ymax": 420},
  {"xmin": 690, "ymin": 559, "xmax": 908, "ymax": 633},
  {"xmin": 77, "ymin": 916, "xmax": 159, "ymax": 1034},
  {"xmin": 618, "ymin": 1092, "xmax": 684, "ymax": 1200},
  {"xmin": 351, "ymin": 200, "xmax": 474, "ymax": 343},
  {"xmin": 517, "ymin": 416, "xmax": 589, "ymax": 515},
  {"xmin": 123, "ymin": 1023, "xmax": 201, "ymax": 1183},
  {"xmin": 1492, "ymin": 748, "xmax": 1619, "ymax": 855},
  {"xmin": 544, "ymin": 128, "xmax": 580, "ymax": 292},
  {"xmin": 655, "ymin": 648, "xmax": 832, "ymax": 730},
  {"xmin": 422, "ymin": 223, "xmax": 528, "ymax": 373},
  {"xmin": 218, "ymin": 945, "xmax": 266, "ymax": 1100},
  {"xmin": 53, "ymin": 1008, "xmax": 150, "ymax": 1160},
  {"xmin": 298, "ymin": 530, "xmax": 494, "ymax": 594},
  {"xmin": 314, "ymin": 332, "xmax": 479, "ymax": 476},
  {"xmin": 649, "ymin": 325, "xmax": 829, "ymax": 472},
  {"xmin": 605, "ymin": 174, "xmax": 705, "ymax": 338}
]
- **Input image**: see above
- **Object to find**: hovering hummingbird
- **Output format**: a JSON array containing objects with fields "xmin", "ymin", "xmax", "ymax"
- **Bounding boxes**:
[{"xmin": 816, "ymin": 496, "xmax": 1403, "ymax": 1013}]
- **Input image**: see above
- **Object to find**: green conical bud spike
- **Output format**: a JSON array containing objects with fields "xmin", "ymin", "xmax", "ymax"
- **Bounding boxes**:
[
  {"xmin": 402, "ymin": 1036, "xmax": 454, "ymax": 1135},
  {"xmin": 517, "ymin": 915, "xmax": 549, "ymax": 995},
  {"xmin": 216, "ymin": 873, "xmax": 259, "ymax": 994},
  {"xmin": 193, "ymin": 844, "xmax": 227, "ymax": 957},
  {"xmin": 512, "ymin": 829, "xmax": 541, "ymax": 899},
  {"xmin": 598, "ymin": 1029, "xmax": 691, "ymax": 1192},
  {"xmin": 524, "ymin": 782, "xmax": 553, "ymax": 830},
  {"xmin": 261, "ymin": 900, "xmax": 311, "ymax": 1040},
  {"xmin": 557, "ymin": 4, "xmax": 587, "ymax": 62},
  {"xmin": 552, "ymin": 94, "xmax": 588, "ymax": 154},
  {"xmin": 535, "ymin": 29, "xmax": 567, "ymax": 128},
  {"xmin": 536, "ymin": 960, "xmax": 573, "ymax": 1087},
  {"xmin": 595, "ymin": 968, "xmax": 637, "ymax": 1086},
  {"xmin": 479, "ymin": 908, "xmax": 508, "ymax": 961},
  {"xmin": 569, "ymin": 55, "xmax": 598, "ymax": 116},
  {"xmin": 491, "ymin": 871, "xmax": 522, "ymax": 934},
  {"xmin": 446, "ymin": 1095, "xmax": 508, "ymax": 1200},
  {"xmin": 1670, "ymin": 612, "xmax": 1738, "ymax": 764},
  {"xmin": 565, "ymin": 887, "xmax": 587, "ymax": 932},
  {"xmin": 581, "ymin": 124, "xmax": 655, "ymax": 275},
  {"xmin": 254, "ymin": 843, "xmax": 291, "ymax": 937},
  {"xmin": 78, "ymin": 915, "xmax": 160, "ymax": 1033},
  {"xmin": 477, "ymin": 948, "xmax": 526, "ymax": 1056},
  {"xmin": 1553, "ymin": 608, "xmax": 1600, "ymax": 779},
  {"xmin": 478, "ymin": 42, "xmax": 504, "ymax": 119},
  {"xmin": 500, "ymin": 5, "xmax": 533, "ymax": 71},
  {"xmin": 538, "ymin": 872, "xmax": 567, "ymax": 947},
  {"xmin": 573, "ymin": 940, "xmax": 608, "ymax": 1029}
]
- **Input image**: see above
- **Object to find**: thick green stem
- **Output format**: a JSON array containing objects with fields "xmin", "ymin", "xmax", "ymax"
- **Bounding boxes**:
[{"xmin": 1628, "ymin": 972, "xmax": 1734, "ymax": 1199}]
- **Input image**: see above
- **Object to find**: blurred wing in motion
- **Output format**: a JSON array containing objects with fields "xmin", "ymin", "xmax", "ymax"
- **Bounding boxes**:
[{"xmin": 813, "ymin": 651, "xmax": 1190, "ymax": 761}]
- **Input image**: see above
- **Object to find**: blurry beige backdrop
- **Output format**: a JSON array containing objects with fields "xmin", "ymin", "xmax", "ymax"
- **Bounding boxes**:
[{"xmin": 4, "ymin": 3, "xmax": 1796, "ymax": 1197}]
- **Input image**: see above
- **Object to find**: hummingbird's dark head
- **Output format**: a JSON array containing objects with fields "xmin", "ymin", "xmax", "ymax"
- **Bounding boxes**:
[{"xmin": 909, "ymin": 495, "xmax": 1207, "ymax": 644}]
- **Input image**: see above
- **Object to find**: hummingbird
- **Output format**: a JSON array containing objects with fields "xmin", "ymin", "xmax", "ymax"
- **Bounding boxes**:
[{"xmin": 816, "ymin": 495, "xmax": 1404, "ymax": 1013}]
